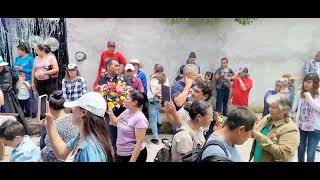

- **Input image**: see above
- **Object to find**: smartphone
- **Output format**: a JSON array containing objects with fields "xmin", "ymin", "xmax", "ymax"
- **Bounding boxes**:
[
  {"xmin": 161, "ymin": 85, "xmax": 171, "ymax": 103},
  {"xmin": 37, "ymin": 95, "xmax": 47, "ymax": 121}
]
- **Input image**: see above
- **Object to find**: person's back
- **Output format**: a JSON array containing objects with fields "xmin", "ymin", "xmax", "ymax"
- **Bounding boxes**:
[
  {"xmin": 0, "ymin": 119, "xmax": 40, "ymax": 162},
  {"xmin": 201, "ymin": 133, "xmax": 242, "ymax": 162},
  {"xmin": 171, "ymin": 123, "xmax": 205, "ymax": 162}
]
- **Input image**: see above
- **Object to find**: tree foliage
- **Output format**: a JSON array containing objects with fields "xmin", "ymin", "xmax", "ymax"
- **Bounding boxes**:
[{"xmin": 167, "ymin": 18, "xmax": 257, "ymax": 26}]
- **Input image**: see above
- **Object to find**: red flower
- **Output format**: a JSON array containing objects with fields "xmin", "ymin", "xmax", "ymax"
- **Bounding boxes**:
[{"xmin": 117, "ymin": 91, "xmax": 123, "ymax": 96}]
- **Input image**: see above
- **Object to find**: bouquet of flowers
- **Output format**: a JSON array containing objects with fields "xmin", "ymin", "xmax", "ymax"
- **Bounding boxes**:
[{"xmin": 98, "ymin": 81, "xmax": 130, "ymax": 110}]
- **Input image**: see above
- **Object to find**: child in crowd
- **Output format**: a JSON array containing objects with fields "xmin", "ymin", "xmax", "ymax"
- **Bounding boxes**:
[
  {"xmin": 16, "ymin": 72, "xmax": 31, "ymax": 117},
  {"xmin": 0, "ymin": 118, "xmax": 40, "ymax": 162}
]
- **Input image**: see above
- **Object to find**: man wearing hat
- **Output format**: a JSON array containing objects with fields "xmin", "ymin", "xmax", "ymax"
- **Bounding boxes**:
[
  {"xmin": 123, "ymin": 64, "xmax": 144, "ymax": 93},
  {"xmin": 230, "ymin": 67, "xmax": 253, "ymax": 108},
  {"xmin": 0, "ymin": 56, "xmax": 29, "ymax": 134},
  {"xmin": 94, "ymin": 41, "xmax": 127, "ymax": 88},
  {"xmin": 130, "ymin": 59, "xmax": 147, "ymax": 94}
]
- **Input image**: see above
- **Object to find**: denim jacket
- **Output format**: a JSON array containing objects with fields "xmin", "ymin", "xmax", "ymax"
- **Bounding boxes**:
[{"xmin": 67, "ymin": 133, "xmax": 108, "ymax": 162}]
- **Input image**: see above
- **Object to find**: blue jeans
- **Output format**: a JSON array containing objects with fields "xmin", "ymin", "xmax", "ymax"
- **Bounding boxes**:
[
  {"xmin": 216, "ymin": 88, "xmax": 230, "ymax": 116},
  {"xmin": 149, "ymin": 100, "xmax": 160, "ymax": 140},
  {"xmin": 298, "ymin": 129, "xmax": 320, "ymax": 162}
]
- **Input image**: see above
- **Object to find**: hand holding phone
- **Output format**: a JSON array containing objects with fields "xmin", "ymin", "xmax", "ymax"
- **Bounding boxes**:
[
  {"xmin": 38, "ymin": 95, "xmax": 48, "ymax": 121},
  {"xmin": 161, "ymin": 85, "xmax": 171, "ymax": 103}
]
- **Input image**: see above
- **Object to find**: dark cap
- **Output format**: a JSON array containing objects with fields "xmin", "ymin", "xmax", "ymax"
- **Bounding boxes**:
[
  {"xmin": 107, "ymin": 41, "xmax": 116, "ymax": 47},
  {"xmin": 189, "ymin": 52, "xmax": 196, "ymax": 58},
  {"xmin": 239, "ymin": 67, "xmax": 249, "ymax": 76}
]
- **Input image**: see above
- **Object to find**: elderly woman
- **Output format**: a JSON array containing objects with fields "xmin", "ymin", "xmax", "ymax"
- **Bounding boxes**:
[{"xmin": 250, "ymin": 94, "xmax": 300, "ymax": 162}]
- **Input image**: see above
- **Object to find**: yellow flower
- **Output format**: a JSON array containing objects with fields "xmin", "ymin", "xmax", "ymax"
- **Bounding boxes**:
[
  {"xmin": 108, "ymin": 102, "xmax": 115, "ymax": 110},
  {"xmin": 120, "ymin": 96, "xmax": 125, "ymax": 101}
]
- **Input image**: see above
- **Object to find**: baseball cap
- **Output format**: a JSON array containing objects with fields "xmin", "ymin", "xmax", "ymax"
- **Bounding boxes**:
[
  {"xmin": 107, "ymin": 41, "xmax": 116, "ymax": 47},
  {"xmin": 125, "ymin": 64, "xmax": 135, "ymax": 71},
  {"xmin": 67, "ymin": 63, "xmax": 77, "ymax": 70},
  {"xmin": 239, "ymin": 67, "xmax": 249, "ymax": 76},
  {"xmin": 64, "ymin": 92, "xmax": 106, "ymax": 118}
]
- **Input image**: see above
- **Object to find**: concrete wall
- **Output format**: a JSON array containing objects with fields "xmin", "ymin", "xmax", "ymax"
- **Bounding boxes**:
[{"xmin": 66, "ymin": 18, "xmax": 320, "ymax": 109}]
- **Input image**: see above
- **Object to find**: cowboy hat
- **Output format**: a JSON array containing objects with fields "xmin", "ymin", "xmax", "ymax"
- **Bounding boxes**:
[
  {"xmin": 130, "ymin": 59, "xmax": 144, "ymax": 68},
  {"xmin": 0, "ymin": 56, "xmax": 8, "ymax": 66}
]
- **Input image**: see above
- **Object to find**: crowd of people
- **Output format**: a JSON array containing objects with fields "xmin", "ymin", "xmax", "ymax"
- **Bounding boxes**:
[{"xmin": 0, "ymin": 40, "xmax": 320, "ymax": 162}]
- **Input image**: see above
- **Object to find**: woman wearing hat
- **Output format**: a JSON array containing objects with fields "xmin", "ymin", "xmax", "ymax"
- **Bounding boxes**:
[
  {"xmin": 44, "ymin": 92, "xmax": 114, "ymax": 162},
  {"xmin": 0, "ymin": 56, "xmax": 29, "ymax": 134},
  {"xmin": 93, "ymin": 41, "xmax": 127, "ymax": 88},
  {"xmin": 62, "ymin": 63, "xmax": 88, "ymax": 102}
]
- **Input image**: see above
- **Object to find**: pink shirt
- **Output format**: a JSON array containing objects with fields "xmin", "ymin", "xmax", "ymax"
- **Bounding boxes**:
[
  {"xmin": 34, "ymin": 54, "xmax": 57, "ymax": 80},
  {"xmin": 116, "ymin": 109, "xmax": 149, "ymax": 156}
]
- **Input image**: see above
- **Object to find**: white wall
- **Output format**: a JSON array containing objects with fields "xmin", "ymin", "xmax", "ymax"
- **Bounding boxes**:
[{"xmin": 66, "ymin": 18, "xmax": 320, "ymax": 109}]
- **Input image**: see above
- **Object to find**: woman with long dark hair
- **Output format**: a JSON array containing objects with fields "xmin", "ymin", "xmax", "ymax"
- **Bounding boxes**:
[
  {"xmin": 292, "ymin": 72, "xmax": 320, "ymax": 162},
  {"xmin": 107, "ymin": 90, "xmax": 149, "ymax": 162},
  {"xmin": 44, "ymin": 92, "xmax": 114, "ymax": 162}
]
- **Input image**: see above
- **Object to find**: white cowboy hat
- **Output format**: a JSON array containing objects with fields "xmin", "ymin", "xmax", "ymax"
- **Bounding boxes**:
[
  {"xmin": 130, "ymin": 59, "xmax": 144, "ymax": 68},
  {"xmin": 0, "ymin": 56, "xmax": 8, "ymax": 66}
]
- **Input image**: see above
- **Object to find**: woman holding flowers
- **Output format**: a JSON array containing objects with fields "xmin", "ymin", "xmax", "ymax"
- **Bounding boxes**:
[{"xmin": 107, "ymin": 90, "xmax": 149, "ymax": 162}]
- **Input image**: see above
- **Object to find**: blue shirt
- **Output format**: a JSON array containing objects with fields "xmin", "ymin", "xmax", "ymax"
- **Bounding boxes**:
[
  {"xmin": 137, "ymin": 70, "xmax": 148, "ymax": 93},
  {"xmin": 67, "ymin": 133, "xmax": 108, "ymax": 162},
  {"xmin": 262, "ymin": 90, "xmax": 277, "ymax": 117},
  {"xmin": 201, "ymin": 134, "xmax": 242, "ymax": 162},
  {"xmin": 15, "ymin": 54, "xmax": 34, "ymax": 83},
  {"xmin": 10, "ymin": 135, "xmax": 41, "ymax": 162},
  {"xmin": 171, "ymin": 80, "xmax": 194, "ymax": 110}
]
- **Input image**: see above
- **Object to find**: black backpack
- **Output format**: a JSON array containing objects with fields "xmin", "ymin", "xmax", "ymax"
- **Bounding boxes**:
[
  {"xmin": 154, "ymin": 129, "xmax": 184, "ymax": 162},
  {"xmin": 181, "ymin": 139, "xmax": 233, "ymax": 162}
]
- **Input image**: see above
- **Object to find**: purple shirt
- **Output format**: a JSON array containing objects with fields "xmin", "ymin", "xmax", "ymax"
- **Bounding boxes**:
[{"xmin": 116, "ymin": 109, "xmax": 149, "ymax": 156}]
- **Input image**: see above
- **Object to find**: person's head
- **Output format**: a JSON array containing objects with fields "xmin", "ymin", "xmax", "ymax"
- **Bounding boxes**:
[
  {"xmin": 154, "ymin": 64, "xmax": 164, "ymax": 74},
  {"xmin": 220, "ymin": 57, "xmax": 228, "ymax": 69},
  {"xmin": 192, "ymin": 80, "xmax": 214, "ymax": 102},
  {"xmin": 17, "ymin": 43, "xmax": 30, "ymax": 56},
  {"xmin": 49, "ymin": 90, "xmax": 65, "ymax": 112},
  {"xmin": 157, "ymin": 72, "xmax": 167, "ymax": 85},
  {"xmin": 282, "ymin": 74, "xmax": 295, "ymax": 87},
  {"xmin": 106, "ymin": 59, "xmax": 120, "ymax": 76},
  {"xmin": 267, "ymin": 94, "xmax": 291, "ymax": 121},
  {"xmin": 279, "ymin": 78, "xmax": 289, "ymax": 93},
  {"xmin": 187, "ymin": 52, "xmax": 197, "ymax": 64},
  {"xmin": 36, "ymin": 44, "xmax": 51, "ymax": 57},
  {"xmin": 64, "ymin": 92, "xmax": 114, "ymax": 161},
  {"xmin": 184, "ymin": 100, "xmax": 213, "ymax": 128},
  {"xmin": 238, "ymin": 67, "xmax": 249, "ymax": 78},
  {"xmin": 125, "ymin": 64, "xmax": 135, "ymax": 77},
  {"xmin": 18, "ymin": 72, "xmax": 26, "ymax": 81},
  {"xmin": 301, "ymin": 72, "xmax": 320, "ymax": 98},
  {"xmin": 0, "ymin": 118, "xmax": 25, "ymax": 147},
  {"xmin": 0, "ymin": 56, "xmax": 8, "ymax": 72},
  {"xmin": 204, "ymin": 72, "xmax": 213, "ymax": 81},
  {"xmin": 183, "ymin": 64, "xmax": 198, "ymax": 80},
  {"xmin": 224, "ymin": 107, "xmax": 257, "ymax": 145},
  {"xmin": 314, "ymin": 51, "xmax": 320, "ymax": 62},
  {"xmin": 275, "ymin": 80, "xmax": 283, "ymax": 93},
  {"xmin": 66, "ymin": 63, "xmax": 80, "ymax": 80},
  {"xmin": 107, "ymin": 41, "xmax": 116, "ymax": 54},
  {"xmin": 130, "ymin": 59, "xmax": 143, "ymax": 71},
  {"xmin": 125, "ymin": 90, "xmax": 145, "ymax": 110}
]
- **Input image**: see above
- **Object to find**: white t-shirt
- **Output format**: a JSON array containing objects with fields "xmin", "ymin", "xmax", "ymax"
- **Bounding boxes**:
[{"xmin": 17, "ymin": 81, "xmax": 30, "ymax": 100}]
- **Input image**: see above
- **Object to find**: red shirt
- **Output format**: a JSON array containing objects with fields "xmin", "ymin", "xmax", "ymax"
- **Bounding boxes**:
[
  {"xmin": 93, "ymin": 51, "xmax": 127, "ymax": 88},
  {"xmin": 231, "ymin": 77, "xmax": 253, "ymax": 107}
]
